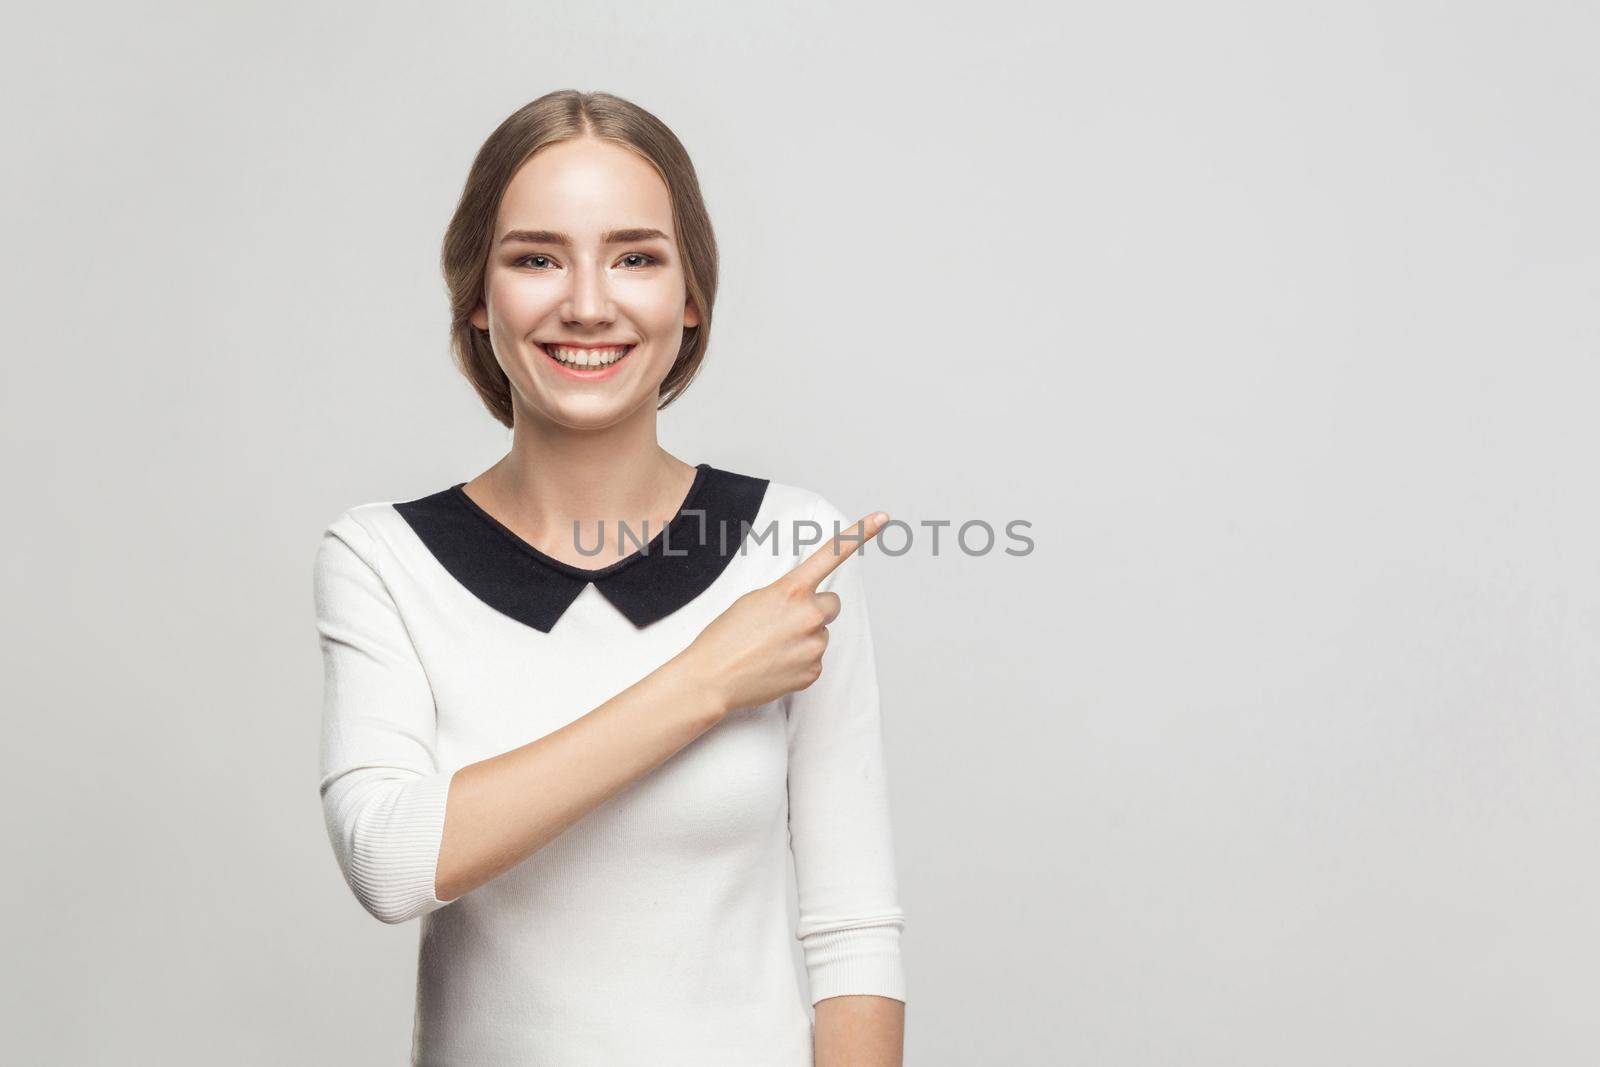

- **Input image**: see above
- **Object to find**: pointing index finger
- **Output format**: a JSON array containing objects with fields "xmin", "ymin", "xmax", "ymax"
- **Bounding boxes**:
[{"xmin": 789, "ymin": 511, "xmax": 889, "ymax": 592}]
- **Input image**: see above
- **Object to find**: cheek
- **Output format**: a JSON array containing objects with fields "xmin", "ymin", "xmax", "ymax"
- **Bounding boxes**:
[
  {"xmin": 490, "ymin": 272, "xmax": 559, "ymax": 324},
  {"xmin": 630, "ymin": 282, "xmax": 691, "ymax": 332}
]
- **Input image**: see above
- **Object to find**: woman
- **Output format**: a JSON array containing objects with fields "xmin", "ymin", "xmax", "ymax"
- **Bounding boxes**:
[{"xmin": 312, "ymin": 90, "xmax": 907, "ymax": 1065}]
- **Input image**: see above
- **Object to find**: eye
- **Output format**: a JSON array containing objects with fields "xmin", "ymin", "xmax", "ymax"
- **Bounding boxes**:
[{"xmin": 511, "ymin": 252, "xmax": 659, "ymax": 270}]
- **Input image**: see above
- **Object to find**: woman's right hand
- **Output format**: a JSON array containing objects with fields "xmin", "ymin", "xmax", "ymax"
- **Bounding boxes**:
[{"xmin": 682, "ymin": 510, "xmax": 890, "ymax": 716}]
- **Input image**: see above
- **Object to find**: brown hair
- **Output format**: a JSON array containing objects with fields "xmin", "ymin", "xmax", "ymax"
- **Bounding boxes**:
[{"xmin": 441, "ymin": 90, "xmax": 718, "ymax": 428}]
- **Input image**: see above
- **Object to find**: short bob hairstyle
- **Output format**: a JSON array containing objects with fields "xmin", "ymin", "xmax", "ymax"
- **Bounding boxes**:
[{"xmin": 441, "ymin": 90, "xmax": 718, "ymax": 428}]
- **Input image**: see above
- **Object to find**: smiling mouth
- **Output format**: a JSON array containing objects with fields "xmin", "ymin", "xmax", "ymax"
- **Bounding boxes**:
[{"xmin": 538, "ymin": 343, "xmax": 636, "ymax": 371}]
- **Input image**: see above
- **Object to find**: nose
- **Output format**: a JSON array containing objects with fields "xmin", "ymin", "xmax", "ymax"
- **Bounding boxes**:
[{"xmin": 561, "ymin": 257, "xmax": 615, "ymax": 327}]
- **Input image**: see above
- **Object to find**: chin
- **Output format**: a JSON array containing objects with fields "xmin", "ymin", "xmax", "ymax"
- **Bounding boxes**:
[{"xmin": 531, "ymin": 389, "xmax": 657, "ymax": 431}]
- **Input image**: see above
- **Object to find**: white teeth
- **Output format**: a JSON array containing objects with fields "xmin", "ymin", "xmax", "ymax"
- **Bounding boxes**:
[{"xmin": 546, "ymin": 344, "xmax": 631, "ymax": 367}]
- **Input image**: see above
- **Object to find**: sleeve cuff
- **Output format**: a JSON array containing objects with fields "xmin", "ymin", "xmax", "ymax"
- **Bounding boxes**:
[
  {"xmin": 802, "ymin": 921, "xmax": 907, "ymax": 1004},
  {"xmin": 347, "ymin": 767, "xmax": 458, "ymax": 923}
]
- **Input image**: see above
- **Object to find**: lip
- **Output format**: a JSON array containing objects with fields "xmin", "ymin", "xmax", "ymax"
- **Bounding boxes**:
[{"xmin": 538, "ymin": 341, "xmax": 635, "ymax": 381}]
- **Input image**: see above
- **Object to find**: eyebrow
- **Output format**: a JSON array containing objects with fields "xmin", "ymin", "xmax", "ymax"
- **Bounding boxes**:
[{"xmin": 498, "ymin": 227, "xmax": 672, "ymax": 247}]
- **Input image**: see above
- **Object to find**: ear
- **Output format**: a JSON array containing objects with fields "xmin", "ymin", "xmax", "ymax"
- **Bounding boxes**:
[
  {"xmin": 470, "ymin": 303, "xmax": 488, "ymax": 331},
  {"xmin": 684, "ymin": 298, "xmax": 701, "ymax": 329}
]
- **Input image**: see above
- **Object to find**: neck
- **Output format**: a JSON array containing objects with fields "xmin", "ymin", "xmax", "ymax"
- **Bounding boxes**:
[{"xmin": 466, "ymin": 408, "xmax": 698, "ymax": 560}]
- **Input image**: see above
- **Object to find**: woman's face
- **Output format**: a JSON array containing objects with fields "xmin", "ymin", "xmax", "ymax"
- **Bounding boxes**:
[{"xmin": 471, "ymin": 136, "xmax": 700, "ymax": 430}]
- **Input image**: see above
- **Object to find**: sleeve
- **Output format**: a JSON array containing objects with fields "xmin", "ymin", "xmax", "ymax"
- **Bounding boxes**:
[
  {"xmin": 312, "ymin": 512, "xmax": 459, "ymax": 925},
  {"xmin": 783, "ymin": 493, "xmax": 908, "ymax": 1005}
]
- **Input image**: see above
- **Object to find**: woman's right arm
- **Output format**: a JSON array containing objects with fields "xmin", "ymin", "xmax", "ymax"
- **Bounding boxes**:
[
  {"xmin": 314, "ymin": 516, "xmax": 729, "ymax": 922},
  {"xmin": 431, "ymin": 648, "xmax": 727, "ymax": 904},
  {"xmin": 314, "ymin": 508, "xmax": 883, "ymax": 922}
]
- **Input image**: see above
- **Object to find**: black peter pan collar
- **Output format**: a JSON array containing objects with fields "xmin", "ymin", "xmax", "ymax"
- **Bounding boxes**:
[{"xmin": 393, "ymin": 463, "xmax": 770, "ymax": 633}]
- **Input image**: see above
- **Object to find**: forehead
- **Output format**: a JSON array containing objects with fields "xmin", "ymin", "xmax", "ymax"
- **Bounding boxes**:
[{"xmin": 496, "ymin": 138, "xmax": 674, "ymax": 240}]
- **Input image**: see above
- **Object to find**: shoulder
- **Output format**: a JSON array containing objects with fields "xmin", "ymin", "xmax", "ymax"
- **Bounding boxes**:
[
  {"xmin": 754, "ymin": 474, "xmax": 855, "ymax": 530},
  {"xmin": 729, "ymin": 469, "xmax": 865, "ymax": 578},
  {"xmin": 314, "ymin": 492, "xmax": 426, "ymax": 575},
  {"xmin": 733, "ymin": 469, "xmax": 850, "ymax": 529}
]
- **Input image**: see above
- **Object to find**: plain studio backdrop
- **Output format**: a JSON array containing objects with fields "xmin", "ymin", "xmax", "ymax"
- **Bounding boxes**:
[{"xmin": 2, "ymin": 2, "xmax": 1596, "ymax": 1064}]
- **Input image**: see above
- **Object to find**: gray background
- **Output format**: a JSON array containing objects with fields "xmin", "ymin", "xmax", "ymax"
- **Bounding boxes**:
[{"xmin": 4, "ymin": 1, "xmax": 1597, "ymax": 1063}]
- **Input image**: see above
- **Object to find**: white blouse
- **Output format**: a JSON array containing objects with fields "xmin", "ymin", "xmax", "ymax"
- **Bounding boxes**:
[{"xmin": 312, "ymin": 463, "xmax": 906, "ymax": 1065}]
